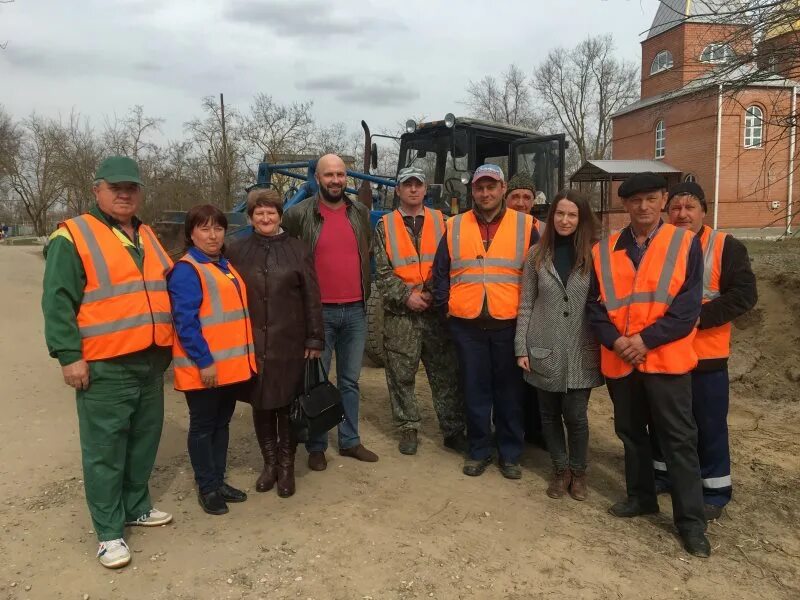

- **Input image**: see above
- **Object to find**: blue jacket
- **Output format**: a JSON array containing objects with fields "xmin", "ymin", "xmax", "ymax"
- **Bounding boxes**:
[{"xmin": 166, "ymin": 247, "xmax": 240, "ymax": 369}]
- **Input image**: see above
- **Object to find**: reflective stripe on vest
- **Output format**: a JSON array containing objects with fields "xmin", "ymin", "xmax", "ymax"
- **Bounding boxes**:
[
  {"xmin": 63, "ymin": 214, "xmax": 174, "ymax": 361},
  {"xmin": 447, "ymin": 209, "xmax": 533, "ymax": 319},
  {"xmin": 592, "ymin": 223, "xmax": 698, "ymax": 378},
  {"xmin": 695, "ymin": 226, "xmax": 731, "ymax": 360},
  {"xmin": 382, "ymin": 207, "xmax": 444, "ymax": 288},
  {"xmin": 172, "ymin": 254, "xmax": 257, "ymax": 391}
]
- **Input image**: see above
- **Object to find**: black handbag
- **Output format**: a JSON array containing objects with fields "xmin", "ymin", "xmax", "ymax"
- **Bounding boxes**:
[{"xmin": 289, "ymin": 358, "xmax": 344, "ymax": 442}]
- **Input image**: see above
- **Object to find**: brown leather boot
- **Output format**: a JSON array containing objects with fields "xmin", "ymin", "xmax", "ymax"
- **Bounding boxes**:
[
  {"xmin": 569, "ymin": 469, "xmax": 587, "ymax": 501},
  {"xmin": 276, "ymin": 408, "xmax": 296, "ymax": 498},
  {"xmin": 253, "ymin": 409, "xmax": 278, "ymax": 493},
  {"xmin": 546, "ymin": 468, "xmax": 572, "ymax": 499}
]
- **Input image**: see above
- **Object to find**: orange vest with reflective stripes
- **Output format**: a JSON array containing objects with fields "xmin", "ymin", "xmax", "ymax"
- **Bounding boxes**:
[
  {"xmin": 382, "ymin": 207, "xmax": 445, "ymax": 289},
  {"xmin": 61, "ymin": 214, "xmax": 174, "ymax": 361},
  {"xmin": 171, "ymin": 254, "xmax": 257, "ymax": 392},
  {"xmin": 694, "ymin": 226, "xmax": 730, "ymax": 361},
  {"xmin": 447, "ymin": 209, "xmax": 533, "ymax": 319},
  {"xmin": 591, "ymin": 223, "xmax": 698, "ymax": 379}
]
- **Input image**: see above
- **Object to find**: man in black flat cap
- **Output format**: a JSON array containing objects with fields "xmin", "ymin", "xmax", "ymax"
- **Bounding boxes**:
[{"xmin": 586, "ymin": 172, "xmax": 710, "ymax": 557}]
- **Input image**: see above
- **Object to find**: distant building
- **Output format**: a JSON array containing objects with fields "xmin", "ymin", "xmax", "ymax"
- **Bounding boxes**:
[{"xmin": 610, "ymin": 0, "xmax": 800, "ymax": 232}]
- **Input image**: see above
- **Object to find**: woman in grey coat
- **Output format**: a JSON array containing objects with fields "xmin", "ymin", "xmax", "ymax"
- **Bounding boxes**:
[{"xmin": 515, "ymin": 190, "xmax": 603, "ymax": 501}]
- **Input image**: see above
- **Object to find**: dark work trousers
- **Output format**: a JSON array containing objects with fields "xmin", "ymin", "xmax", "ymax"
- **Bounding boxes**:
[
  {"xmin": 536, "ymin": 388, "xmax": 591, "ymax": 472},
  {"xmin": 606, "ymin": 371, "xmax": 706, "ymax": 536},
  {"xmin": 184, "ymin": 382, "xmax": 244, "ymax": 494},
  {"xmin": 449, "ymin": 319, "xmax": 526, "ymax": 464},
  {"xmin": 651, "ymin": 368, "xmax": 732, "ymax": 507}
]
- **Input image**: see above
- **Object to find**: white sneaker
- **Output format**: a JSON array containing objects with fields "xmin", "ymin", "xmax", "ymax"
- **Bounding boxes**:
[
  {"xmin": 97, "ymin": 538, "xmax": 131, "ymax": 569},
  {"xmin": 125, "ymin": 508, "xmax": 173, "ymax": 527}
]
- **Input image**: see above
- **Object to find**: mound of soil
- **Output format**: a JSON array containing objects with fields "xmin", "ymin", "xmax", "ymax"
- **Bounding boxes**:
[{"xmin": 731, "ymin": 240, "xmax": 800, "ymax": 402}]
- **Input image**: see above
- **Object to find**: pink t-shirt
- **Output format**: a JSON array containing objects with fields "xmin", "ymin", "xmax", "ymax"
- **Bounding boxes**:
[{"xmin": 315, "ymin": 202, "xmax": 363, "ymax": 303}]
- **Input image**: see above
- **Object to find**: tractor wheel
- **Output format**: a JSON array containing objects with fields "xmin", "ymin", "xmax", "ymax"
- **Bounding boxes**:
[{"xmin": 365, "ymin": 282, "xmax": 385, "ymax": 367}]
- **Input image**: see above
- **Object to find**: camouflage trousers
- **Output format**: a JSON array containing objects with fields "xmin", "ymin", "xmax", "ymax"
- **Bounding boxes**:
[{"xmin": 383, "ymin": 311, "xmax": 465, "ymax": 438}]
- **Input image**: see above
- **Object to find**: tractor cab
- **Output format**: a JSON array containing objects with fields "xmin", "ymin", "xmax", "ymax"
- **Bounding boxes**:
[{"xmin": 391, "ymin": 115, "xmax": 567, "ymax": 218}]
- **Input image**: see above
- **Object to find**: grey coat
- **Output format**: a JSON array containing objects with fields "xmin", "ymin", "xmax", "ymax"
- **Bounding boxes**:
[{"xmin": 514, "ymin": 249, "xmax": 603, "ymax": 393}]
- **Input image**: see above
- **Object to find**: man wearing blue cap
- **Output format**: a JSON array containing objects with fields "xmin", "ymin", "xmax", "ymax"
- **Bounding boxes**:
[{"xmin": 432, "ymin": 164, "xmax": 539, "ymax": 478}]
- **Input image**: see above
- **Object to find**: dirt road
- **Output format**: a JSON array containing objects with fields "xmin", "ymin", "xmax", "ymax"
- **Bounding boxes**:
[{"xmin": 1, "ymin": 244, "xmax": 798, "ymax": 600}]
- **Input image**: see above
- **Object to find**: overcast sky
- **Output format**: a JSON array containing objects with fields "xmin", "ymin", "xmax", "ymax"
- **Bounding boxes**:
[{"xmin": 1, "ymin": 0, "xmax": 657, "ymax": 140}]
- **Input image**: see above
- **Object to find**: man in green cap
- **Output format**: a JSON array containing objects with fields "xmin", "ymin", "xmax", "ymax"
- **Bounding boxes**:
[{"xmin": 42, "ymin": 156, "xmax": 174, "ymax": 569}]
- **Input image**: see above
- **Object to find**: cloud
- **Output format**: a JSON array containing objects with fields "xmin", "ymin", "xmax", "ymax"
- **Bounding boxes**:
[
  {"xmin": 225, "ymin": 0, "xmax": 402, "ymax": 38},
  {"xmin": 296, "ymin": 75, "xmax": 419, "ymax": 106}
]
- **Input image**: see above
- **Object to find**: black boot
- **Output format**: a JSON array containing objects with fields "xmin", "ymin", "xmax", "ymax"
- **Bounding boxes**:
[
  {"xmin": 276, "ymin": 407, "xmax": 296, "ymax": 498},
  {"xmin": 198, "ymin": 489, "xmax": 228, "ymax": 515},
  {"xmin": 253, "ymin": 409, "xmax": 278, "ymax": 492}
]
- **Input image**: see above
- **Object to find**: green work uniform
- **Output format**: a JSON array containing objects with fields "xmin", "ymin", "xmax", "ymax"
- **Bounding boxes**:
[
  {"xmin": 42, "ymin": 205, "xmax": 171, "ymax": 541},
  {"xmin": 372, "ymin": 215, "xmax": 464, "ymax": 438}
]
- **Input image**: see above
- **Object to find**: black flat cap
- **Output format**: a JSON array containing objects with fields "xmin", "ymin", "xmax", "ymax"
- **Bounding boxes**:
[
  {"xmin": 668, "ymin": 181, "xmax": 705, "ymax": 203},
  {"xmin": 618, "ymin": 172, "xmax": 668, "ymax": 198}
]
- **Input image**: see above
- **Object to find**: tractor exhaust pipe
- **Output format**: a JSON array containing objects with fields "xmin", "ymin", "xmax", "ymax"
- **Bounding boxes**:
[{"xmin": 358, "ymin": 120, "xmax": 373, "ymax": 209}]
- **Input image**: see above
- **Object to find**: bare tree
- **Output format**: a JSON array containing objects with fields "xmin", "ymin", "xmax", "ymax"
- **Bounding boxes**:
[
  {"xmin": 464, "ymin": 65, "xmax": 544, "ymax": 130},
  {"xmin": 533, "ymin": 35, "xmax": 640, "ymax": 166},
  {"xmin": 58, "ymin": 111, "xmax": 104, "ymax": 216},
  {"xmin": 103, "ymin": 105, "xmax": 163, "ymax": 160},
  {"xmin": 184, "ymin": 96, "xmax": 244, "ymax": 209},
  {"xmin": 0, "ymin": 105, "xmax": 20, "ymax": 178},
  {"xmin": 0, "ymin": 114, "xmax": 67, "ymax": 236},
  {"xmin": 240, "ymin": 94, "xmax": 317, "ymax": 195},
  {"xmin": 241, "ymin": 94, "xmax": 316, "ymax": 161}
]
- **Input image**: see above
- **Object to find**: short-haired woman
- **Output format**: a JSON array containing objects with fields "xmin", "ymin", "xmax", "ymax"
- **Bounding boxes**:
[
  {"xmin": 227, "ymin": 189, "xmax": 324, "ymax": 498},
  {"xmin": 515, "ymin": 190, "xmax": 603, "ymax": 501},
  {"xmin": 167, "ymin": 204, "xmax": 256, "ymax": 516}
]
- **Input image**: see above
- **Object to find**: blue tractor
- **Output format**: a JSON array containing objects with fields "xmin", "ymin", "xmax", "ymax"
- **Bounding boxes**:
[{"xmin": 155, "ymin": 115, "xmax": 567, "ymax": 365}]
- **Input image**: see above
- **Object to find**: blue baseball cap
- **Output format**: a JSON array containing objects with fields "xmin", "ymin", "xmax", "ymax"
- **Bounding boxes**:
[{"xmin": 472, "ymin": 163, "xmax": 505, "ymax": 183}]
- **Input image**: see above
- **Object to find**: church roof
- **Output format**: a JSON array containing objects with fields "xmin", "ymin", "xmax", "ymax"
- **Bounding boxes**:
[{"xmin": 647, "ymin": 0, "xmax": 749, "ymax": 39}]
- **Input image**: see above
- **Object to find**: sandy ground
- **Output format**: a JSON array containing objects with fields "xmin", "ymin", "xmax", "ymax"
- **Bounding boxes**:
[{"xmin": 1, "ymin": 244, "xmax": 798, "ymax": 600}]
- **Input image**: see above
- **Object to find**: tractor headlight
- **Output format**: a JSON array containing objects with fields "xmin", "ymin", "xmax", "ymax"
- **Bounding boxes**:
[
  {"xmin": 461, "ymin": 172, "xmax": 472, "ymax": 185},
  {"xmin": 444, "ymin": 113, "xmax": 456, "ymax": 128},
  {"xmin": 405, "ymin": 119, "xmax": 417, "ymax": 134}
]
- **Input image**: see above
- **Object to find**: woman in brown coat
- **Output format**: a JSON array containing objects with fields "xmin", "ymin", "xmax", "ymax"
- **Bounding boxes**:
[{"xmin": 227, "ymin": 189, "xmax": 324, "ymax": 498}]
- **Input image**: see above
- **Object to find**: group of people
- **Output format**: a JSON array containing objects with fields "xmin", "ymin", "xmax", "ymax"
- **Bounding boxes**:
[{"xmin": 41, "ymin": 151, "xmax": 755, "ymax": 570}]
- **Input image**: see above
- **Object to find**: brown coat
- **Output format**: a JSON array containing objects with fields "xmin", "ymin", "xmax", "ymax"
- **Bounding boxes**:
[{"xmin": 227, "ymin": 231, "xmax": 324, "ymax": 410}]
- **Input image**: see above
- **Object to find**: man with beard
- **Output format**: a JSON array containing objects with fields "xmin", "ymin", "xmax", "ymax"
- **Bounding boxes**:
[
  {"xmin": 282, "ymin": 154, "xmax": 379, "ymax": 470},
  {"xmin": 432, "ymin": 164, "xmax": 539, "ymax": 478}
]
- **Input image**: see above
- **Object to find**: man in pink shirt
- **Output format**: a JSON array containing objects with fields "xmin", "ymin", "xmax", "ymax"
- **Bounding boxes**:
[{"xmin": 282, "ymin": 154, "xmax": 379, "ymax": 470}]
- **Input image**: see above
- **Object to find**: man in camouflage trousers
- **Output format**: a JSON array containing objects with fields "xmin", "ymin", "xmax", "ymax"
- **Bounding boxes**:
[{"xmin": 373, "ymin": 167, "xmax": 467, "ymax": 455}]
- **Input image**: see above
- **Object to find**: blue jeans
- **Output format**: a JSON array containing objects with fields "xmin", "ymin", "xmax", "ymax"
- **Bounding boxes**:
[{"xmin": 305, "ymin": 302, "xmax": 366, "ymax": 452}]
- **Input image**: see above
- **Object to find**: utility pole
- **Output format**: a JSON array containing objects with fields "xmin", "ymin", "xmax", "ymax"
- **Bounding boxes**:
[{"xmin": 220, "ymin": 92, "xmax": 231, "ymax": 209}]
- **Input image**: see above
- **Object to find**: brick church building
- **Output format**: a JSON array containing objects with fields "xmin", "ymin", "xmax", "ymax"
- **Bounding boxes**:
[{"xmin": 609, "ymin": 0, "xmax": 799, "ymax": 232}]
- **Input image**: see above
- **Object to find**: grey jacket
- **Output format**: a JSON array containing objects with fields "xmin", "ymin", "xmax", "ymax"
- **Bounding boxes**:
[
  {"xmin": 282, "ymin": 193, "xmax": 371, "ymax": 301},
  {"xmin": 514, "ymin": 249, "xmax": 603, "ymax": 393}
]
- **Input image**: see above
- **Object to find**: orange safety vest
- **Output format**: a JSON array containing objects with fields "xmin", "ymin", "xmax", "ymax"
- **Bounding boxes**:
[
  {"xmin": 592, "ymin": 223, "xmax": 698, "ymax": 379},
  {"xmin": 382, "ymin": 207, "xmax": 445, "ymax": 289},
  {"xmin": 61, "ymin": 214, "xmax": 173, "ymax": 361},
  {"xmin": 447, "ymin": 209, "xmax": 533, "ymax": 319},
  {"xmin": 171, "ymin": 254, "xmax": 257, "ymax": 392},
  {"xmin": 694, "ymin": 226, "xmax": 731, "ymax": 361}
]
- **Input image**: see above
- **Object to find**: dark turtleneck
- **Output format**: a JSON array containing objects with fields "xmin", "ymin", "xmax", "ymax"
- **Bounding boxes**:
[{"xmin": 553, "ymin": 232, "xmax": 576, "ymax": 286}]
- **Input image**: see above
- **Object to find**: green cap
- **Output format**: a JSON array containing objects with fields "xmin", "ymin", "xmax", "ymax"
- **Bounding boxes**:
[
  {"xmin": 506, "ymin": 172, "xmax": 535, "ymax": 195},
  {"xmin": 94, "ymin": 156, "xmax": 143, "ymax": 185}
]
